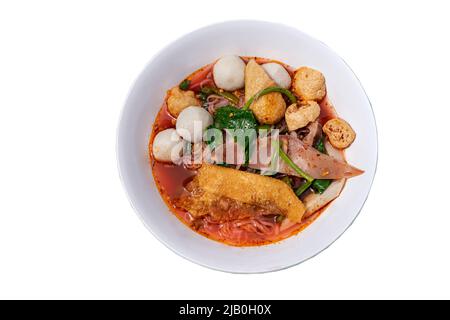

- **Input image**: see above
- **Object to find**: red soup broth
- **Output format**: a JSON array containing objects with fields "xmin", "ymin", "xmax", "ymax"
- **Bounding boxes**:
[{"xmin": 149, "ymin": 60, "xmax": 339, "ymax": 246}]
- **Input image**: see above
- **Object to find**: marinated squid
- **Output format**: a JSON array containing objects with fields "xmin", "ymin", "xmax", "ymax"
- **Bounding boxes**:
[{"xmin": 149, "ymin": 55, "xmax": 364, "ymax": 246}]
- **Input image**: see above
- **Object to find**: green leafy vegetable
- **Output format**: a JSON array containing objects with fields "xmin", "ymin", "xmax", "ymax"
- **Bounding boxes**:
[
  {"xmin": 198, "ymin": 91, "xmax": 208, "ymax": 102},
  {"xmin": 179, "ymin": 79, "xmax": 190, "ymax": 90},
  {"xmin": 257, "ymin": 124, "xmax": 272, "ymax": 131},
  {"xmin": 295, "ymin": 180, "xmax": 312, "ymax": 197},
  {"xmin": 311, "ymin": 179, "xmax": 332, "ymax": 194},
  {"xmin": 242, "ymin": 86, "xmax": 297, "ymax": 110},
  {"xmin": 210, "ymin": 106, "xmax": 258, "ymax": 166},
  {"xmin": 281, "ymin": 176, "xmax": 292, "ymax": 188},
  {"xmin": 311, "ymin": 134, "xmax": 331, "ymax": 194},
  {"xmin": 201, "ymin": 87, "xmax": 240, "ymax": 105},
  {"xmin": 213, "ymin": 106, "xmax": 257, "ymax": 130},
  {"xmin": 314, "ymin": 135, "xmax": 326, "ymax": 154}
]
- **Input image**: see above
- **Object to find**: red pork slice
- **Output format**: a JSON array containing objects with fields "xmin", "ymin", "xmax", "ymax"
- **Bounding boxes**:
[
  {"xmin": 302, "ymin": 121, "xmax": 322, "ymax": 146},
  {"xmin": 200, "ymin": 135, "xmax": 363, "ymax": 180},
  {"xmin": 245, "ymin": 135, "xmax": 363, "ymax": 180},
  {"xmin": 280, "ymin": 135, "xmax": 363, "ymax": 179},
  {"xmin": 188, "ymin": 63, "xmax": 215, "ymax": 91}
]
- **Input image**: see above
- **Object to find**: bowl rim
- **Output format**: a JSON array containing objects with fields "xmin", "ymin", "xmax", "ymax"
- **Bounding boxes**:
[{"xmin": 116, "ymin": 19, "xmax": 378, "ymax": 273}]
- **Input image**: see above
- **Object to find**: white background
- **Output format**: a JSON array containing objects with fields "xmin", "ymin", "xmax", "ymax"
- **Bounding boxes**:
[{"xmin": 0, "ymin": 0, "xmax": 449, "ymax": 299}]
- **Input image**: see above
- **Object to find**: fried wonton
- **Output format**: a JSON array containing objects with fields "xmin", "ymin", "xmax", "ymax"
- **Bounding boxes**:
[{"xmin": 178, "ymin": 164, "xmax": 305, "ymax": 223}]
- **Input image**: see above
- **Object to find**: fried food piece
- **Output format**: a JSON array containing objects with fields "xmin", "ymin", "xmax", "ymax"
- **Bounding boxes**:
[
  {"xmin": 245, "ymin": 59, "xmax": 286, "ymax": 124},
  {"xmin": 179, "ymin": 164, "xmax": 305, "ymax": 223},
  {"xmin": 292, "ymin": 67, "xmax": 326, "ymax": 101},
  {"xmin": 166, "ymin": 87, "xmax": 200, "ymax": 117},
  {"xmin": 323, "ymin": 118, "xmax": 356, "ymax": 149},
  {"xmin": 285, "ymin": 101, "xmax": 321, "ymax": 131}
]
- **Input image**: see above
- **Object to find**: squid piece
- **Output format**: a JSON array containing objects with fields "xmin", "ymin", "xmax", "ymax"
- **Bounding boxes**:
[{"xmin": 281, "ymin": 136, "xmax": 363, "ymax": 179}]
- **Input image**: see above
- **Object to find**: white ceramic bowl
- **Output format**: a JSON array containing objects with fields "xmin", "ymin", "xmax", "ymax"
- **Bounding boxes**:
[{"xmin": 117, "ymin": 20, "xmax": 377, "ymax": 273}]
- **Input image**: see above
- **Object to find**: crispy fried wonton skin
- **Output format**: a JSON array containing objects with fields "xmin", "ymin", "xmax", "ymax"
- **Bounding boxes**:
[
  {"xmin": 167, "ymin": 87, "xmax": 200, "ymax": 117},
  {"xmin": 178, "ymin": 164, "xmax": 305, "ymax": 223}
]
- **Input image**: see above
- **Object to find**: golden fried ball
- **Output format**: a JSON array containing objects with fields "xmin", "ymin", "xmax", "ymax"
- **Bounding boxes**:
[
  {"xmin": 167, "ymin": 87, "xmax": 200, "ymax": 117},
  {"xmin": 292, "ymin": 67, "xmax": 326, "ymax": 101}
]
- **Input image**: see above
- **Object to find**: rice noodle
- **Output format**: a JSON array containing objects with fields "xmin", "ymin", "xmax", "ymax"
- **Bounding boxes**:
[
  {"xmin": 201, "ymin": 214, "xmax": 280, "ymax": 245},
  {"xmin": 189, "ymin": 64, "xmax": 215, "ymax": 91},
  {"xmin": 237, "ymin": 95, "xmax": 245, "ymax": 108},
  {"xmin": 207, "ymin": 94, "xmax": 230, "ymax": 114}
]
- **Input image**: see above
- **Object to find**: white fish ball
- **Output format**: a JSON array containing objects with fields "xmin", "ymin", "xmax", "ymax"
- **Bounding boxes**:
[
  {"xmin": 152, "ymin": 128, "xmax": 184, "ymax": 163},
  {"xmin": 176, "ymin": 106, "xmax": 213, "ymax": 143},
  {"xmin": 213, "ymin": 55, "xmax": 246, "ymax": 91}
]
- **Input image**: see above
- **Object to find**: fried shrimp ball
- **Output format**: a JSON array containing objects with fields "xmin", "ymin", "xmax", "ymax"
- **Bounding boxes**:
[
  {"xmin": 323, "ymin": 118, "xmax": 356, "ymax": 149},
  {"xmin": 292, "ymin": 67, "xmax": 326, "ymax": 101},
  {"xmin": 285, "ymin": 101, "xmax": 321, "ymax": 131},
  {"xmin": 167, "ymin": 87, "xmax": 200, "ymax": 117}
]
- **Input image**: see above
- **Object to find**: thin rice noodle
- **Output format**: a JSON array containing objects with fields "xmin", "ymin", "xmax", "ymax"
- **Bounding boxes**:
[
  {"xmin": 201, "ymin": 215, "xmax": 280, "ymax": 245},
  {"xmin": 189, "ymin": 63, "xmax": 215, "ymax": 91}
]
